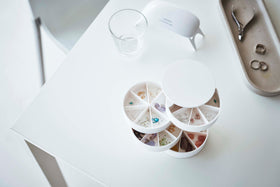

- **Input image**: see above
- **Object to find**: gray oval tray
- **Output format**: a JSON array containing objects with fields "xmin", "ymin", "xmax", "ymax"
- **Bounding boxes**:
[{"xmin": 219, "ymin": 0, "xmax": 280, "ymax": 96}]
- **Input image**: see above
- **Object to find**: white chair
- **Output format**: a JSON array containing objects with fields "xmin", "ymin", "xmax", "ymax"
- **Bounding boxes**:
[{"xmin": 27, "ymin": 0, "xmax": 109, "ymax": 84}]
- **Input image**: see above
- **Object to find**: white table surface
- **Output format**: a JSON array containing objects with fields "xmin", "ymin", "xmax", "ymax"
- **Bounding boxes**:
[{"xmin": 13, "ymin": 0, "xmax": 280, "ymax": 186}]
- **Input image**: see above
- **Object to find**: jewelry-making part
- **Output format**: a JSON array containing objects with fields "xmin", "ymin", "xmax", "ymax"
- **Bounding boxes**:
[
  {"xmin": 250, "ymin": 60, "xmax": 269, "ymax": 71},
  {"xmin": 250, "ymin": 60, "xmax": 260, "ymax": 70},
  {"xmin": 137, "ymin": 91, "xmax": 145, "ymax": 99},
  {"xmin": 255, "ymin": 44, "xmax": 266, "ymax": 55},
  {"xmin": 260, "ymin": 61, "xmax": 269, "ymax": 71},
  {"xmin": 152, "ymin": 118, "xmax": 159, "ymax": 123},
  {"xmin": 154, "ymin": 103, "xmax": 166, "ymax": 112},
  {"xmin": 195, "ymin": 113, "xmax": 201, "ymax": 120}
]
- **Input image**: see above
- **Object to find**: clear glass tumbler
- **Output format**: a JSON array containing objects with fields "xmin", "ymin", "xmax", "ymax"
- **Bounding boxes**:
[{"xmin": 108, "ymin": 9, "xmax": 148, "ymax": 55}]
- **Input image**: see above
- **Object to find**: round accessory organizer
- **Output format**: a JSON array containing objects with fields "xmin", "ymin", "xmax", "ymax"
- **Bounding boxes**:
[
  {"xmin": 123, "ymin": 60, "xmax": 220, "ymax": 158},
  {"xmin": 124, "ymin": 81, "xmax": 219, "ymax": 158}
]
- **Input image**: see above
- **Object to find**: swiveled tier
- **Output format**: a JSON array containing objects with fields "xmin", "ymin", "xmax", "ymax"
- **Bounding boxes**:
[
  {"xmin": 124, "ymin": 82, "xmax": 170, "ymax": 133},
  {"xmin": 166, "ymin": 89, "xmax": 221, "ymax": 132},
  {"xmin": 131, "ymin": 124, "xmax": 182, "ymax": 152},
  {"xmin": 166, "ymin": 130, "xmax": 208, "ymax": 158}
]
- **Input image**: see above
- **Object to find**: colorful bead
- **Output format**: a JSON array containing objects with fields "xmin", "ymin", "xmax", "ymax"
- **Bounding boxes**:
[
  {"xmin": 129, "ymin": 101, "xmax": 133, "ymax": 105},
  {"xmin": 214, "ymin": 99, "xmax": 217, "ymax": 103},
  {"xmin": 188, "ymin": 133, "xmax": 194, "ymax": 139},
  {"xmin": 137, "ymin": 91, "xmax": 146, "ymax": 99},
  {"xmin": 180, "ymin": 136, "xmax": 194, "ymax": 152},
  {"xmin": 195, "ymin": 141, "xmax": 203, "ymax": 148},
  {"xmin": 198, "ymin": 135, "xmax": 206, "ymax": 141},
  {"xmin": 152, "ymin": 118, "xmax": 159, "ymax": 123},
  {"xmin": 160, "ymin": 106, "xmax": 166, "ymax": 112},
  {"xmin": 146, "ymin": 140, "xmax": 155, "ymax": 146},
  {"xmin": 154, "ymin": 103, "xmax": 166, "ymax": 112}
]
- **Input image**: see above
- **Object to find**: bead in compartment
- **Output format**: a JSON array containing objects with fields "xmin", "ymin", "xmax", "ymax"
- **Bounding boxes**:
[
  {"xmin": 166, "ymin": 124, "xmax": 181, "ymax": 137},
  {"xmin": 205, "ymin": 89, "xmax": 220, "ymax": 108},
  {"xmin": 141, "ymin": 133, "xmax": 158, "ymax": 146},
  {"xmin": 124, "ymin": 106, "xmax": 147, "ymax": 121},
  {"xmin": 135, "ymin": 109, "xmax": 151, "ymax": 127},
  {"xmin": 159, "ymin": 130, "xmax": 174, "ymax": 146},
  {"xmin": 185, "ymin": 132, "xmax": 207, "ymax": 148},
  {"xmin": 124, "ymin": 91, "xmax": 144, "ymax": 106},
  {"xmin": 179, "ymin": 133, "xmax": 195, "ymax": 152},
  {"xmin": 198, "ymin": 105, "xmax": 219, "ymax": 122},
  {"xmin": 173, "ymin": 108, "xmax": 192, "ymax": 124},
  {"xmin": 167, "ymin": 130, "xmax": 208, "ymax": 158},
  {"xmin": 189, "ymin": 108, "xmax": 206, "ymax": 126},
  {"xmin": 152, "ymin": 92, "xmax": 166, "ymax": 113},
  {"xmin": 150, "ymin": 108, "xmax": 167, "ymax": 126},
  {"xmin": 131, "ymin": 83, "xmax": 148, "ymax": 101},
  {"xmin": 147, "ymin": 82, "xmax": 162, "ymax": 103},
  {"xmin": 171, "ymin": 141, "xmax": 180, "ymax": 152},
  {"xmin": 133, "ymin": 129, "xmax": 145, "ymax": 140}
]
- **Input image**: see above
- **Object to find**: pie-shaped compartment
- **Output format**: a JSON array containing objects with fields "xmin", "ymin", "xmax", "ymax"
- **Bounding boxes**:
[
  {"xmin": 166, "ymin": 130, "xmax": 208, "ymax": 158},
  {"xmin": 131, "ymin": 123, "xmax": 182, "ymax": 151}
]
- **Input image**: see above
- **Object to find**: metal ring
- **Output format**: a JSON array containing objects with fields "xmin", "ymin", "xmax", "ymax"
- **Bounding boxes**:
[
  {"xmin": 255, "ymin": 44, "xmax": 266, "ymax": 55},
  {"xmin": 259, "ymin": 61, "xmax": 269, "ymax": 71},
  {"xmin": 250, "ymin": 60, "xmax": 260, "ymax": 70}
]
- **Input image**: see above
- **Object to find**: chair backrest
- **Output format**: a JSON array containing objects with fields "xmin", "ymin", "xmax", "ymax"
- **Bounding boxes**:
[{"xmin": 28, "ymin": 0, "xmax": 109, "ymax": 51}]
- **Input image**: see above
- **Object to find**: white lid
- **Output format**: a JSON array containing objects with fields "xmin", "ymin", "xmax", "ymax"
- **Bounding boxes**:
[{"xmin": 162, "ymin": 60, "xmax": 215, "ymax": 108}]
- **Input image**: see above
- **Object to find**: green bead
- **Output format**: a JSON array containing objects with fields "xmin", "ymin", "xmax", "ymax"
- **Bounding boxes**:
[{"xmin": 129, "ymin": 101, "xmax": 133, "ymax": 105}]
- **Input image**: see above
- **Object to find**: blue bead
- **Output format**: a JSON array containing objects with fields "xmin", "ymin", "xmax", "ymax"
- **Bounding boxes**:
[{"xmin": 152, "ymin": 118, "xmax": 159, "ymax": 123}]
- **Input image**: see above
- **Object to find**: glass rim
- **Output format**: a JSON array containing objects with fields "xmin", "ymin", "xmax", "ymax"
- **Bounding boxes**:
[{"xmin": 108, "ymin": 9, "xmax": 148, "ymax": 40}]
